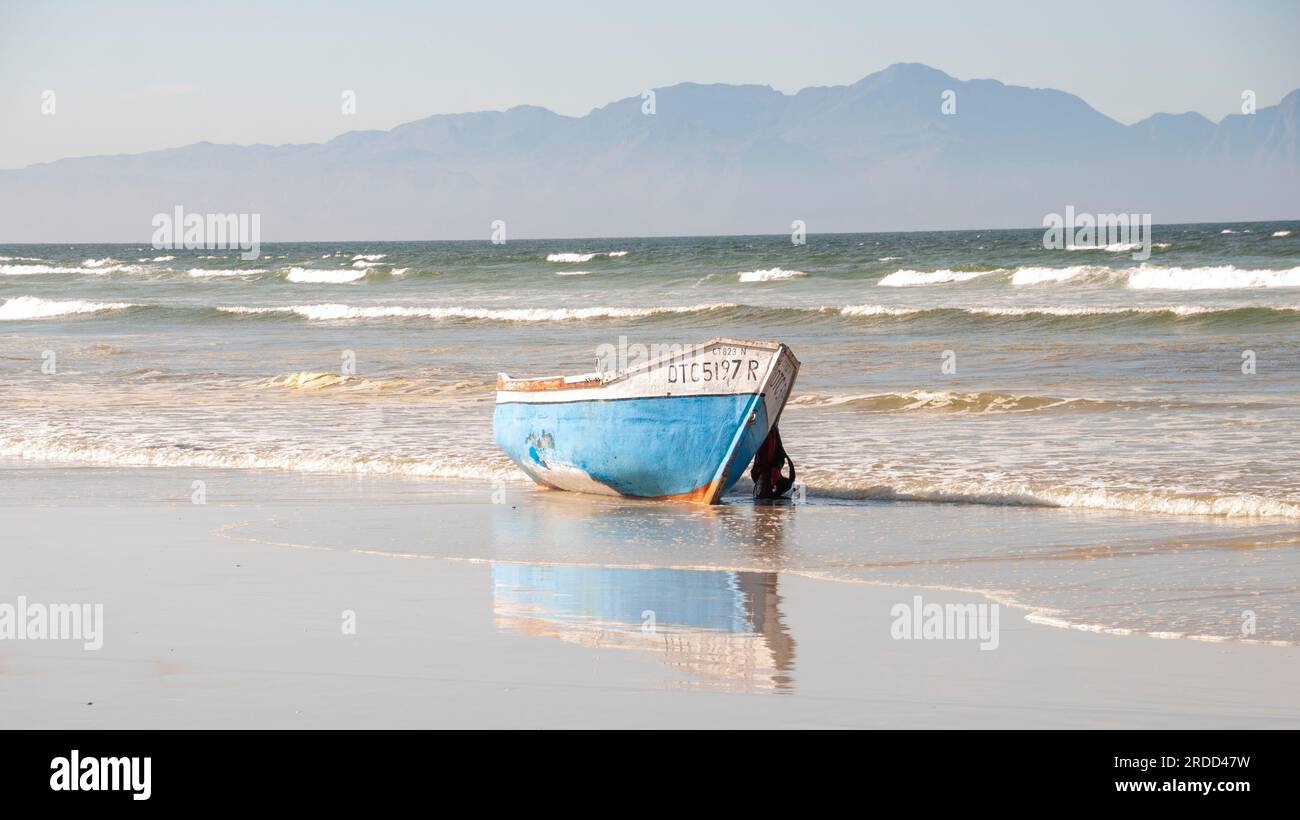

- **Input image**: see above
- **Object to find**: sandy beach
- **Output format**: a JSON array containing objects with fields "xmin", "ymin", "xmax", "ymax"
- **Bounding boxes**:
[{"xmin": 2, "ymin": 459, "xmax": 1296, "ymax": 729}]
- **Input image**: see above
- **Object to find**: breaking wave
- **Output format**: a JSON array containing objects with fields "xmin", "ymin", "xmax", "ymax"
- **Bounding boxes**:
[
  {"xmin": 738, "ymin": 267, "xmax": 807, "ymax": 282},
  {"xmin": 787, "ymin": 389, "xmax": 1161, "ymax": 414},
  {"xmin": 285, "ymin": 267, "xmax": 367, "ymax": 283},
  {"xmin": 873, "ymin": 264, "xmax": 1300, "ymax": 291},
  {"xmin": 1010, "ymin": 265, "xmax": 1097, "ymax": 285},
  {"xmin": 545, "ymin": 251, "xmax": 629, "ymax": 263},
  {"xmin": 836, "ymin": 304, "xmax": 923, "ymax": 317},
  {"xmin": 0, "ymin": 428, "xmax": 519, "ymax": 484},
  {"xmin": 1, "ymin": 263, "xmax": 120, "ymax": 275},
  {"xmin": 218, "ymin": 302, "xmax": 739, "ymax": 323},
  {"xmin": 1126, "ymin": 265, "xmax": 1300, "ymax": 290},
  {"xmin": 189, "ymin": 268, "xmax": 266, "ymax": 278},
  {"xmin": 877, "ymin": 269, "xmax": 995, "ymax": 286},
  {"xmin": 0, "ymin": 296, "xmax": 136, "ymax": 321},
  {"xmin": 800, "ymin": 473, "xmax": 1300, "ymax": 519}
]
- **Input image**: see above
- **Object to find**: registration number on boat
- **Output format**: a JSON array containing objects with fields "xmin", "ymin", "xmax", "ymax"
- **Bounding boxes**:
[{"xmin": 666, "ymin": 357, "xmax": 761, "ymax": 384}]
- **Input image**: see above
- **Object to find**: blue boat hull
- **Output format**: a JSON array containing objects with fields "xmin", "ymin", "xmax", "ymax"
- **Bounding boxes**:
[{"xmin": 494, "ymin": 393, "xmax": 771, "ymax": 499}]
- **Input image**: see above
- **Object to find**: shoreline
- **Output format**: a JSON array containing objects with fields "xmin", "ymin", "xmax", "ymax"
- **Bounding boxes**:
[{"xmin": 2, "ymin": 459, "xmax": 1297, "ymax": 728}]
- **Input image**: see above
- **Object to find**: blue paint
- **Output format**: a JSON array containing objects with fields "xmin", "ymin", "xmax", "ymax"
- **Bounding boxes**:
[
  {"xmin": 494, "ymin": 393, "xmax": 769, "ymax": 498},
  {"xmin": 492, "ymin": 564, "xmax": 756, "ymax": 632}
]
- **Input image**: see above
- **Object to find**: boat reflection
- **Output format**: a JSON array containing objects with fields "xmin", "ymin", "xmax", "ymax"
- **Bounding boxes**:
[{"xmin": 492, "ymin": 563, "xmax": 796, "ymax": 691}]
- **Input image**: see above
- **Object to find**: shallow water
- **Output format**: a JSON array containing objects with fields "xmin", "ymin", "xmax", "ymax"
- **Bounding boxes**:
[{"xmin": 2, "ymin": 224, "xmax": 1298, "ymax": 644}]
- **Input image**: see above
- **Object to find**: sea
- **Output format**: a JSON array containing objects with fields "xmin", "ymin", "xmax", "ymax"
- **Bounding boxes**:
[{"xmin": 3, "ymin": 221, "xmax": 1298, "ymax": 646}]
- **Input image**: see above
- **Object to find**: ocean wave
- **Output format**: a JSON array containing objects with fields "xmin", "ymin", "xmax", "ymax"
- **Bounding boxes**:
[
  {"xmin": 268, "ymin": 371, "xmax": 391, "ymax": 391},
  {"xmin": 800, "ymin": 473, "xmax": 1300, "ymax": 519},
  {"xmin": 352, "ymin": 254, "xmax": 386, "ymax": 261},
  {"xmin": 2, "ymin": 261, "xmax": 151, "ymax": 275},
  {"xmin": 1126, "ymin": 265, "xmax": 1300, "ymax": 290},
  {"xmin": 0, "ymin": 296, "xmax": 136, "ymax": 321},
  {"xmin": 262, "ymin": 371, "xmax": 493, "ymax": 396},
  {"xmin": 788, "ymin": 389, "xmax": 1141, "ymax": 414},
  {"xmin": 81, "ymin": 257, "xmax": 121, "ymax": 268},
  {"xmin": 189, "ymin": 268, "xmax": 266, "ymax": 278},
  {"xmin": 1273, "ymin": 230, "xmax": 1293, "ymax": 238},
  {"xmin": 877, "ymin": 269, "xmax": 996, "ymax": 286},
  {"xmin": 1065, "ymin": 242, "xmax": 1143, "ymax": 253},
  {"xmin": 285, "ymin": 267, "xmax": 368, "ymax": 284},
  {"xmin": 0, "ymin": 429, "xmax": 519, "ymax": 484},
  {"xmin": 836, "ymin": 304, "xmax": 923, "ymax": 317},
  {"xmin": 738, "ymin": 267, "xmax": 807, "ymax": 282},
  {"xmin": 1, "ymin": 264, "xmax": 103, "ymax": 276},
  {"xmin": 965, "ymin": 305, "xmax": 1224, "ymax": 317},
  {"xmin": 1010, "ymin": 265, "xmax": 1097, "ymax": 285},
  {"xmin": 545, "ymin": 251, "xmax": 627, "ymax": 263},
  {"xmin": 218, "ymin": 302, "xmax": 738, "ymax": 323},
  {"xmin": 914, "ymin": 263, "xmax": 1300, "ymax": 290}
]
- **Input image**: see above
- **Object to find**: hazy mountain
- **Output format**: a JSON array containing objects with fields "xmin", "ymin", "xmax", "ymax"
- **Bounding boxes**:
[{"xmin": 2, "ymin": 63, "xmax": 1296, "ymax": 241}]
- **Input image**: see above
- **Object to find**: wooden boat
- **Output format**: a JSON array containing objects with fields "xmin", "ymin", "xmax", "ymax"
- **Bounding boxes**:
[{"xmin": 493, "ymin": 338, "xmax": 799, "ymax": 503}]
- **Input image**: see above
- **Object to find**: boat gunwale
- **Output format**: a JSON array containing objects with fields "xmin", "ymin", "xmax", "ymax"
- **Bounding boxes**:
[{"xmin": 495, "ymin": 337, "xmax": 795, "ymax": 393}]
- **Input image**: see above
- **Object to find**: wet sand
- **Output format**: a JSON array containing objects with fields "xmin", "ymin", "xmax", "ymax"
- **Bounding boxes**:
[{"xmin": 1, "ymin": 460, "xmax": 1297, "ymax": 729}]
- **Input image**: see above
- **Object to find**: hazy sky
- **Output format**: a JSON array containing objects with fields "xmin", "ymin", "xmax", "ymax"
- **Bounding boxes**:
[{"xmin": 3, "ymin": 0, "xmax": 1298, "ymax": 169}]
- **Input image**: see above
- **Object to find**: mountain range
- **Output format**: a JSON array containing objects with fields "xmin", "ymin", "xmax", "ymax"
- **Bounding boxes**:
[{"xmin": 2, "ymin": 62, "xmax": 1296, "ymax": 241}]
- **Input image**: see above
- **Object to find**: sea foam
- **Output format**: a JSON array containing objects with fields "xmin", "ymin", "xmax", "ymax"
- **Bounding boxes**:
[
  {"xmin": 218, "ymin": 303, "xmax": 738, "ymax": 323},
  {"xmin": 877, "ymin": 269, "xmax": 996, "ymax": 286},
  {"xmin": 738, "ymin": 268, "xmax": 807, "ymax": 282},
  {"xmin": 285, "ymin": 268, "xmax": 367, "ymax": 284},
  {"xmin": 0, "ymin": 296, "xmax": 135, "ymax": 321},
  {"xmin": 1126, "ymin": 265, "xmax": 1300, "ymax": 290}
]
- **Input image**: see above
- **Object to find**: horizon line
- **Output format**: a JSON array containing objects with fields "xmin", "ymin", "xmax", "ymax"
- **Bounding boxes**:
[{"xmin": 3, "ymin": 218, "xmax": 1297, "ymax": 247}]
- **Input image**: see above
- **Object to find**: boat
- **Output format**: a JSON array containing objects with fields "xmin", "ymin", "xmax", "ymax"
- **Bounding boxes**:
[{"xmin": 493, "ymin": 338, "xmax": 799, "ymax": 503}]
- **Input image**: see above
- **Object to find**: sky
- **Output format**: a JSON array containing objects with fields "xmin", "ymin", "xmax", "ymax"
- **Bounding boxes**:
[{"xmin": 2, "ymin": 0, "xmax": 1299, "ymax": 170}]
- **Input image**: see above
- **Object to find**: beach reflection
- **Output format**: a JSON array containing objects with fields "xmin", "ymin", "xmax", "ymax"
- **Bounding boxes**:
[
  {"xmin": 492, "ymin": 563, "xmax": 796, "ymax": 691},
  {"xmin": 486, "ymin": 490, "xmax": 802, "ymax": 689}
]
